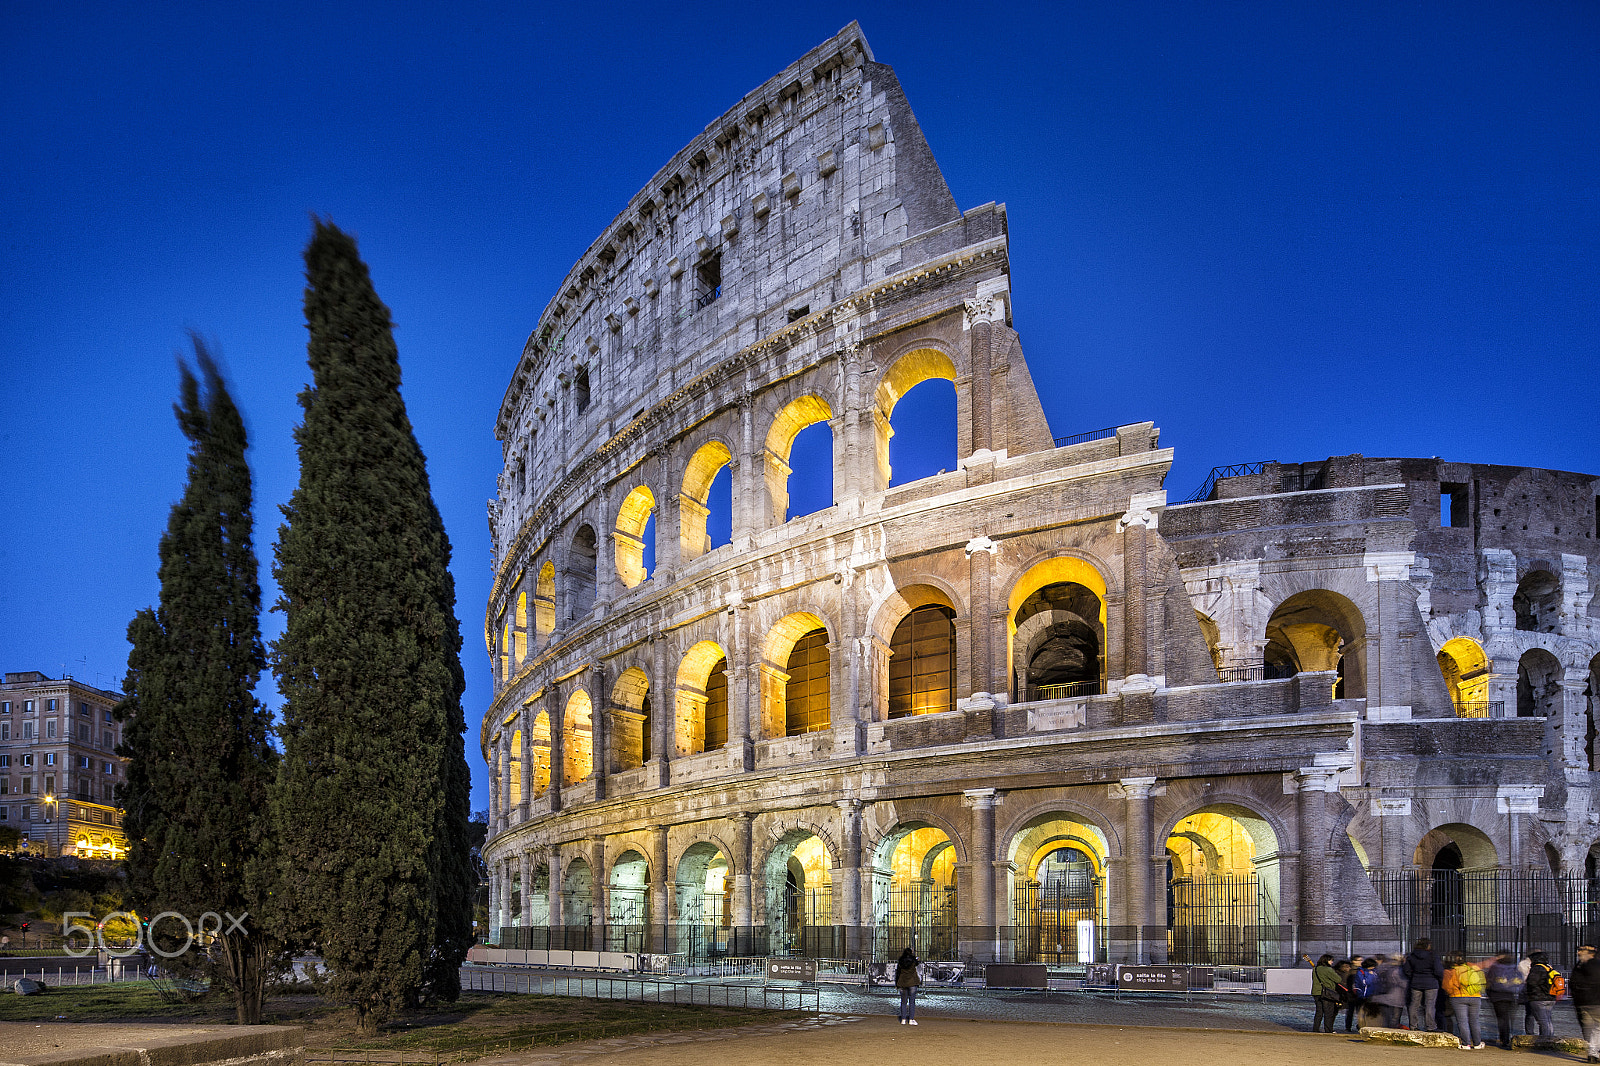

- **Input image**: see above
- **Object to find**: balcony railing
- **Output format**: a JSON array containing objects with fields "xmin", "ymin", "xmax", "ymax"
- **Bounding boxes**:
[
  {"xmin": 1052, "ymin": 426, "xmax": 1117, "ymax": 448},
  {"xmin": 1454, "ymin": 700, "xmax": 1505, "ymax": 719},
  {"xmin": 1218, "ymin": 664, "xmax": 1266, "ymax": 683},
  {"xmin": 1182, "ymin": 461, "xmax": 1269, "ymax": 503},
  {"xmin": 1036, "ymin": 680, "xmax": 1102, "ymax": 701}
]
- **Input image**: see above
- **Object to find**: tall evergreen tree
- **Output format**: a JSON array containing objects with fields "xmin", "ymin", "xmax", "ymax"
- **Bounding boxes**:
[
  {"xmin": 117, "ymin": 338, "xmax": 278, "ymax": 1024},
  {"xmin": 269, "ymin": 220, "xmax": 473, "ymax": 1034}
]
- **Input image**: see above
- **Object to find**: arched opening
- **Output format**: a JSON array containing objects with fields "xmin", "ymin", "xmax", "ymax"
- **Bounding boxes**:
[
  {"xmin": 508, "ymin": 730, "xmax": 523, "ymax": 808},
  {"xmin": 499, "ymin": 617, "xmax": 511, "ymax": 682},
  {"xmin": 1195, "ymin": 612, "xmax": 1224, "ymax": 674},
  {"xmin": 609, "ymin": 667, "xmax": 650, "ymax": 772},
  {"xmin": 762, "ymin": 830, "xmax": 833, "ymax": 956},
  {"xmin": 607, "ymin": 850, "xmax": 650, "ymax": 952},
  {"xmin": 1518, "ymin": 648, "xmax": 1562, "ymax": 719},
  {"xmin": 534, "ymin": 561, "xmax": 556, "ymax": 646},
  {"xmin": 1262, "ymin": 589, "xmax": 1368, "ymax": 698},
  {"xmin": 785, "ymin": 631, "xmax": 829, "ymax": 737},
  {"xmin": 525, "ymin": 857, "xmax": 551, "ymax": 929},
  {"xmin": 1514, "ymin": 570, "xmax": 1561, "ymax": 633},
  {"xmin": 1006, "ymin": 557, "xmax": 1110, "ymax": 701},
  {"xmin": 871, "ymin": 824, "xmax": 958, "ymax": 959},
  {"xmin": 566, "ymin": 526, "xmax": 598, "ymax": 622},
  {"xmin": 888, "ymin": 604, "xmax": 955, "ymax": 718},
  {"xmin": 1013, "ymin": 583, "xmax": 1104, "ymax": 701},
  {"xmin": 676, "ymin": 841, "xmax": 733, "ymax": 962},
  {"xmin": 763, "ymin": 395, "xmax": 834, "ymax": 524},
  {"xmin": 615, "ymin": 486, "xmax": 657, "ymax": 589},
  {"xmin": 563, "ymin": 690, "xmax": 593, "ymax": 786},
  {"xmin": 1437, "ymin": 636, "xmax": 1492, "ymax": 717},
  {"xmin": 1411, "ymin": 824, "xmax": 1499, "ymax": 955},
  {"xmin": 573, "ymin": 366, "xmax": 591, "ymax": 414},
  {"xmin": 530, "ymin": 710, "xmax": 551, "ymax": 797},
  {"xmin": 561, "ymin": 857, "xmax": 595, "ymax": 949},
  {"xmin": 758, "ymin": 612, "xmax": 831, "ymax": 739},
  {"xmin": 1006, "ymin": 812, "xmax": 1110, "ymax": 964},
  {"xmin": 679, "ymin": 440, "xmax": 733, "ymax": 562},
  {"xmin": 675, "ymin": 641, "xmax": 729, "ymax": 755},
  {"xmin": 1164, "ymin": 806, "xmax": 1282, "ymax": 965},
  {"xmin": 514, "ymin": 592, "xmax": 528, "ymax": 665},
  {"xmin": 1588, "ymin": 654, "xmax": 1600, "ymax": 772},
  {"xmin": 875, "ymin": 348, "xmax": 958, "ymax": 490}
]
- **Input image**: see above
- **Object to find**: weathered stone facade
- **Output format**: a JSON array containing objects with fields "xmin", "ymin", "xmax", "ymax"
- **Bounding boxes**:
[{"xmin": 479, "ymin": 24, "xmax": 1600, "ymax": 964}]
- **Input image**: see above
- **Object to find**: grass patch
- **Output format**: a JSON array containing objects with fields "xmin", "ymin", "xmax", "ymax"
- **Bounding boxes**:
[{"xmin": 0, "ymin": 983, "xmax": 792, "ymax": 1061}]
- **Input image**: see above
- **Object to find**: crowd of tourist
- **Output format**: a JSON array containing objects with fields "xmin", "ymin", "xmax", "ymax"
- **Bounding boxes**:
[{"xmin": 1306, "ymin": 939, "xmax": 1600, "ymax": 1059}]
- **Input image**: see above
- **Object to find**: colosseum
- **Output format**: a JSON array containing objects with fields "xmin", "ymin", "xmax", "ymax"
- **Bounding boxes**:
[{"xmin": 479, "ymin": 23, "xmax": 1600, "ymax": 970}]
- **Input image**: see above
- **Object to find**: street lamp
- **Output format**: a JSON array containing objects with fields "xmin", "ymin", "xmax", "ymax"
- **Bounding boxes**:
[{"xmin": 41, "ymin": 793, "xmax": 58, "ymax": 858}]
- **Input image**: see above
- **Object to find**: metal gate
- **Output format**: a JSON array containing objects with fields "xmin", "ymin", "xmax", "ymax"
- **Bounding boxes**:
[
  {"xmin": 1013, "ymin": 865, "xmax": 1102, "ymax": 963},
  {"xmin": 1371, "ymin": 870, "xmax": 1600, "ymax": 959},
  {"xmin": 876, "ymin": 884, "xmax": 958, "ymax": 960},
  {"xmin": 1170, "ymin": 873, "xmax": 1262, "ymax": 964}
]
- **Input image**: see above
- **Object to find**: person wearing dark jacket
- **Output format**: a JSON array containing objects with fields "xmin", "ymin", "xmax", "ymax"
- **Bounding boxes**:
[
  {"xmin": 1312, "ymin": 953, "xmax": 1342, "ymax": 1033},
  {"xmin": 1526, "ymin": 949, "xmax": 1559, "ymax": 1044},
  {"xmin": 1572, "ymin": 944, "xmax": 1600, "ymax": 1063},
  {"xmin": 894, "ymin": 946, "xmax": 922, "ymax": 1025},
  {"xmin": 1485, "ymin": 950, "xmax": 1526, "ymax": 1050},
  {"xmin": 1404, "ymin": 938, "xmax": 1445, "ymax": 1032}
]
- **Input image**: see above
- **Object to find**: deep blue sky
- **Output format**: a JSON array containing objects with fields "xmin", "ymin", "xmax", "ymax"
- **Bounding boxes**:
[{"xmin": 3, "ymin": 2, "xmax": 1596, "ymax": 812}]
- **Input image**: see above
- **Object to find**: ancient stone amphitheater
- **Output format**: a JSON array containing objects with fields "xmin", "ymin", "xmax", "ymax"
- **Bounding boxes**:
[{"xmin": 480, "ymin": 23, "xmax": 1600, "ymax": 968}]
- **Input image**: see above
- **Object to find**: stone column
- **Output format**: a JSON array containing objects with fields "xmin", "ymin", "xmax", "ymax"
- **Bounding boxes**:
[
  {"xmin": 1295, "ymin": 766, "xmax": 1340, "ymax": 929},
  {"xmin": 1498, "ymin": 785, "xmax": 1545, "ymax": 869},
  {"xmin": 964, "ymin": 788, "xmax": 997, "ymax": 960},
  {"xmin": 486, "ymin": 863, "xmax": 499, "ymax": 939},
  {"xmin": 968, "ymin": 312, "xmax": 993, "ymax": 454},
  {"xmin": 965, "ymin": 537, "xmax": 998, "ymax": 698},
  {"xmin": 497, "ymin": 858, "xmax": 512, "ymax": 933},
  {"xmin": 548, "ymin": 847, "xmax": 565, "ymax": 931},
  {"xmin": 547, "ymin": 686, "xmax": 564, "ymax": 810},
  {"xmin": 488, "ymin": 747, "xmax": 501, "ymax": 832},
  {"xmin": 837, "ymin": 800, "xmax": 863, "ymax": 953},
  {"xmin": 650, "ymin": 824, "xmax": 670, "ymax": 952},
  {"xmin": 1561, "ymin": 674, "xmax": 1591, "ymax": 770},
  {"xmin": 519, "ymin": 708, "xmax": 533, "ymax": 822},
  {"xmin": 589, "ymin": 661, "xmax": 608, "ymax": 801},
  {"xmin": 734, "ymin": 395, "xmax": 760, "ymax": 542},
  {"xmin": 1119, "ymin": 777, "xmax": 1157, "ymax": 962},
  {"xmin": 518, "ymin": 849, "xmax": 532, "ymax": 932},
  {"xmin": 649, "ymin": 633, "xmax": 670, "ymax": 787},
  {"xmin": 733, "ymin": 812, "xmax": 755, "ymax": 953},
  {"xmin": 591, "ymin": 838, "xmax": 608, "ymax": 947},
  {"xmin": 1373, "ymin": 794, "xmax": 1413, "ymax": 872}
]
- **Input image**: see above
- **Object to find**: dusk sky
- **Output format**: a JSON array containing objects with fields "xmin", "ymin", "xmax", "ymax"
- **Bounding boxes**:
[{"xmin": 4, "ymin": 2, "xmax": 1596, "ymax": 812}]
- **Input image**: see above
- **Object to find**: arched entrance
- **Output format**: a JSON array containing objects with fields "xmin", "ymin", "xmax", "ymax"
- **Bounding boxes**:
[
  {"xmin": 676, "ymin": 842, "xmax": 734, "ymax": 964},
  {"xmin": 761, "ymin": 830, "xmax": 833, "ymax": 957},
  {"xmin": 1006, "ymin": 813, "xmax": 1109, "ymax": 964},
  {"xmin": 607, "ymin": 850, "xmax": 650, "ymax": 952},
  {"xmin": 1164, "ymin": 806, "xmax": 1282, "ymax": 965},
  {"xmin": 870, "ymin": 825, "xmax": 958, "ymax": 960},
  {"xmin": 1437, "ymin": 636, "xmax": 1492, "ymax": 717},
  {"xmin": 1262, "ymin": 589, "xmax": 1367, "ymax": 697},
  {"xmin": 560, "ymin": 857, "xmax": 595, "ymax": 950},
  {"xmin": 1005, "ymin": 557, "xmax": 1109, "ymax": 702}
]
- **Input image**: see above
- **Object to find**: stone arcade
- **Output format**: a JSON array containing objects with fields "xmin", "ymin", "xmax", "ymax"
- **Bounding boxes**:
[{"xmin": 479, "ymin": 23, "xmax": 1600, "ymax": 965}]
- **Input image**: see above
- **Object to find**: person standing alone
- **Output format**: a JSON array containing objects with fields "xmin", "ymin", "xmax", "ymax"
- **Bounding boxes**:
[
  {"xmin": 1571, "ymin": 944, "xmax": 1600, "ymax": 1063},
  {"xmin": 895, "ymin": 946, "xmax": 922, "ymax": 1025}
]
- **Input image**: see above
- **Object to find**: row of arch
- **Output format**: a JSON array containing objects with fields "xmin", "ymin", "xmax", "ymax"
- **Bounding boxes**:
[{"xmin": 494, "ymin": 347, "xmax": 964, "ymax": 682}]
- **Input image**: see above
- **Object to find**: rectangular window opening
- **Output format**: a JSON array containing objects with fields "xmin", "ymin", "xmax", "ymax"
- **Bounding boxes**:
[
  {"xmin": 694, "ymin": 254, "xmax": 722, "ymax": 311},
  {"xmin": 1441, "ymin": 482, "xmax": 1468, "ymax": 527}
]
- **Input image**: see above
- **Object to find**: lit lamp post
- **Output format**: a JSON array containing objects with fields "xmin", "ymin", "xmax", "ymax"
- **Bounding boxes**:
[{"xmin": 42, "ymin": 793, "xmax": 58, "ymax": 858}]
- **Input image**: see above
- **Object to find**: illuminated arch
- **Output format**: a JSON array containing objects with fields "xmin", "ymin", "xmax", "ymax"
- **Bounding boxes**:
[
  {"xmin": 680, "ymin": 440, "xmax": 733, "ymax": 562},
  {"xmin": 763, "ymin": 395, "xmax": 833, "ymax": 524},
  {"xmin": 675, "ymin": 640, "xmax": 729, "ymax": 755},
  {"xmin": 614, "ymin": 486, "xmax": 657, "ymax": 589},
  {"xmin": 530, "ymin": 709, "xmax": 551, "ymax": 797},
  {"xmin": 534, "ymin": 561, "xmax": 556, "ymax": 645},
  {"xmin": 760, "ymin": 611, "xmax": 830, "ymax": 738},
  {"xmin": 609, "ymin": 667, "xmax": 651, "ymax": 772},
  {"xmin": 1263, "ymin": 588, "xmax": 1368, "ymax": 698},
  {"xmin": 1006, "ymin": 556, "xmax": 1110, "ymax": 701},
  {"xmin": 873, "ymin": 346, "xmax": 957, "ymax": 489},
  {"xmin": 563, "ymin": 689, "xmax": 593, "ymax": 785},
  {"xmin": 1437, "ymin": 636, "xmax": 1491, "ymax": 716},
  {"xmin": 514, "ymin": 592, "xmax": 528, "ymax": 664},
  {"xmin": 508, "ymin": 729, "xmax": 523, "ymax": 805}
]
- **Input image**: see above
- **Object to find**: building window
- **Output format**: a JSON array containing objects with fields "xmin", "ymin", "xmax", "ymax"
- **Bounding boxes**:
[
  {"xmin": 0, "ymin": 777, "xmax": 8, "ymax": 794},
  {"xmin": 704, "ymin": 658, "xmax": 730, "ymax": 750},
  {"xmin": 103, "ymin": 761, "xmax": 113, "ymax": 774},
  {"xmin": 77, "ymin": 756, "xmax": 90, "ymax": 769},
  {"xmin": 694, "ymin": 253, "xmax": 722, "ymax": 310},
  {"xmin": 21, "ymin": 755, "xmax": 33, "ymax": 767},
  {"xmin": 78, "ymin": 702, "xmax": 89, "ymax": 717},
  {"xmin": 1, "ymin": 723, "xmax": 8, "ymax": 741},
  {"xmin": 574, "ymin": 366, "xmax": 591, "ymax": 414},
  {"xmin": 784, "ymin": 628, "xmax": 831, "ymax": 737},
  {"xmin": 1, "ymin": 701, "xmax": 9, "ymax": 714},
  {"xmin": 22, "ymin": 778, "xmax": 33, "ymax": 794},
  {"xmin": 45, "ymin": 720, "xmax": 56, "ymax": 739},
  {"xmin": 23, "ymin": 700, "xmax": 33, "ymax": 714},
  {"xmin": 103, "ymin": 709, "xmax": 112, "ymax": 724},
  {"xmin": 21, "ymin": 722, "xmax": 33, "ymax": 739},
  {"xmin": 45, "ymin": 753, "xmax": 55, "ymax": 766},
  {"xmin": 78, "ymin": 722, "xmax": 88, "ymax": 741},
  {"xmin": 44, "ymin": 775, "xmax": 54, "ymax": 794},
  {"xmin": 0, "ymin": 806, "xmax": 7, "ymax": 820},
  {"xmin": 0, "ymin": 754, "xmax": 7, "ymax": 766},
  {"xmin": 103, "ymin": 730, "xmax": 113, "ymax": 749},
  {"xmin": 888, "ymin": 604, "xmax": 957, "ymax": 719},
  {"xmin": 46, "ymin": 699, "xmax": 57, "ymax": 712}
]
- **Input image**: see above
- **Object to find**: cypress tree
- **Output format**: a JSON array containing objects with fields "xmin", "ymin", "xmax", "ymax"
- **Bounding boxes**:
[
  {"xmin": 118, "ymin": 338, "xmax": 278, "ymax": 1025},
  {"xmin": 269, "ymin": 220, "xmax": 472, "ymax": 1034}
]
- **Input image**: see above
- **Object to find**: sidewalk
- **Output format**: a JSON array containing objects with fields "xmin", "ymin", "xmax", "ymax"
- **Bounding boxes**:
[{"xmin": 469, "ymin": 1014, "xmax": 1525, "ymax": 1066}]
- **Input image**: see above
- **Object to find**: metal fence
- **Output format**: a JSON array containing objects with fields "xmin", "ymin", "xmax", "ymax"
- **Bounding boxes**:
[
  {"xmin": 1371, "ymin": 869, "xmax": 1600, "ymax": 961},
  {"xmin": 1052, "ymin": 426, "xmax": 1118, "ymax": 449},
  {"xmin": 875, "ymin": 884, "xmax": 958, "ymax": 960},
  {"xmin": 1170, "ymin": 874, "xmax": 1265, "ymax": 965},
  {"xmin": 460, "ymin": 967, "xmax": 819, "ymax": 1012}
]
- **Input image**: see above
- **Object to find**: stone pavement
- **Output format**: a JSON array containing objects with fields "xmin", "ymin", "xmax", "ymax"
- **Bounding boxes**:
[{"xmin": 469, "ymin": 1013, "xmax": 1575, "ymax": 1066}]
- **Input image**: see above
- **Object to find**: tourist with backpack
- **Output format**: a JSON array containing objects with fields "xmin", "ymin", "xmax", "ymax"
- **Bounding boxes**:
[
  {"xmin": 1526, "ymin": 949, "xmax": 1562, "ymax": 1044},
  {"xmin": 1571, "ymin": 943, "xmax": 1600, "ymax": 1063},
  {"xmin": 1485, "ymin": 950, "xmax": 1526, "ymax": 1050},
  {"xmin": 1373, "ymin": 953, "xmax": 1408, "ymax": 1028},
  {"xmin": 1312, "ymin": 953, "xmax": 1342, "ymax": 1033},
  {"xmin": 1349, "ymin": 957, "xmax": 1380, "ymax": 1031},
  {"xmin": 1443, "ymin": 951, "xmax": 1487, "ymax": 1049}
]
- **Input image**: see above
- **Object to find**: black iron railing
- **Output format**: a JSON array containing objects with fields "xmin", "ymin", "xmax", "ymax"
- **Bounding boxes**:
[
  {"xmin": 1053, "ymin": 426, "xmax": 1118, "ymax": 448},
  {"xmin": 1183, "ymin": 462, "xmax": 1269, "ymax": 504}
]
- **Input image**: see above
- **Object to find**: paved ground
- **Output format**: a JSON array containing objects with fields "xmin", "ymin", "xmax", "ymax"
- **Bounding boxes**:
[
  {"xmin": 472, "ymin": 1014, "xmax": 1581, "ymax": 1066},
  {"xmin": 0, "ymin": 1023, "xmax": 226, "ymax": 1058}
]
